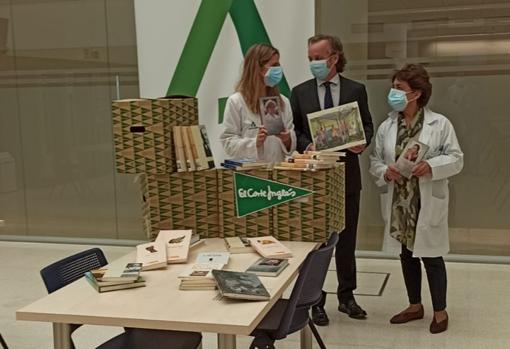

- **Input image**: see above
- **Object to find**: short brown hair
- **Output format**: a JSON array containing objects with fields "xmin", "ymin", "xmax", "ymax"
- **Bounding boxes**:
[
  {"xmin": 392, "ymin": 64, "xmax": 432, "ymax": 108},
  {"xmin": 308, "ymin": 34, "xmax": 347, "ymax": 73}
]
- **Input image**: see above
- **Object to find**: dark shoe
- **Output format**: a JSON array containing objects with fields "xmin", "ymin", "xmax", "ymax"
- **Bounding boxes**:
[
  {"xmin": 338, "ymin": 299, "xmax": 367, "ymax": 319},
  {"xmin": 430, "ymin": 313, "xmax": 448, "ymax": 334},
  {"xmin": 390, "ymin": 305, "xmax": 424, "ymax": 324},
  {"xmin": 311, "ymin": 306, "xmax": 329, "ymax": 326}
]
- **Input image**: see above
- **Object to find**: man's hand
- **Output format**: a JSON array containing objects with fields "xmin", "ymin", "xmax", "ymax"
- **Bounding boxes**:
[
  {"xmin": 384, "ymin": 165, "xmax": 402, "ymax": 182},
  {"xmin": 412, "ymin": 161, "xmax": 432, "ymax": 177},
  {"xmin": 348, "ymin": 144, "xmax": 366, "ymax": 154},
  {"xmin": 277, "ymin": 129, "xmax": 291, "ymax": 151},
  {"xmin": 256, "ymin": 127, "xmax": 268, "ymax": 148}
]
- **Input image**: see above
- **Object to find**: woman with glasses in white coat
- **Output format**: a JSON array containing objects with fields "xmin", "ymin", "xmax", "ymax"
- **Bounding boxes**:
[{"xmin": 370, "ymin": 64, "xmax": 463, "ymax": 334}]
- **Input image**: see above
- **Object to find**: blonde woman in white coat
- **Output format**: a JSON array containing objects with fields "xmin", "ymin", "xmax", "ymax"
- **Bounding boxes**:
[
  {"xmin": 370, "ymin": 64, "xmax": 463, "ymax": 334},
  {"xmin": 220, "ymin": 44, "xmax": 296, "ymax": 162}
]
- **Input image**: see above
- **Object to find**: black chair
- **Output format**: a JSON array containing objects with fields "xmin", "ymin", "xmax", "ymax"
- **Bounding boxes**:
[
  {"xmin": 249, "ymin": 232, "xmax": 339, "ymax": 349},
  {"xmin": 0, "ymin": 333, "xmax": 8, "ymax": 349},
  {"xmin": 40, "ymin": 248, "xmax": 202, "ymax": 349}
]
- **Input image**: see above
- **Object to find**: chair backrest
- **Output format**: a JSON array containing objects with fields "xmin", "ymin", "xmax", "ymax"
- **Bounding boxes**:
[
  {"xmin": 0, "ymin": 332, "xmax": 8, "ymax": 349},
  {"xmin": 40, "ymin": 248, "xmax": 108, "ymax": 293},
  {"xmin": 274, "ymin": 232, "xmax": 338, "ymax": 339}
]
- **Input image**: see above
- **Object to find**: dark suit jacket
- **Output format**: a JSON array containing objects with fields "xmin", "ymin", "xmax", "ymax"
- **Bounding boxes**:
[{"xmin": 290, "ymin": 75, "xmax": 374, "ymax": 193}]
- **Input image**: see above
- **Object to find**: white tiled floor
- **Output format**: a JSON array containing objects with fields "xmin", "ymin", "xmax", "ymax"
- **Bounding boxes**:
[{"xmin": 2, "ymin": 241, "xmax": 510, "ymax": 349}]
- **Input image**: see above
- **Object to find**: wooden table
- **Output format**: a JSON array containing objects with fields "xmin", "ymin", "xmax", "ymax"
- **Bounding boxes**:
[{"xmin": 17, "ymin": 238, "xmax": 318, "ymax": 349}]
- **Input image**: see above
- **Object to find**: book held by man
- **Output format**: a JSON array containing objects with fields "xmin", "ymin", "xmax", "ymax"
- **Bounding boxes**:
[
  {"xmin": 212, "ymin": 270, "xmax": 271, "ymax": 301},
  {"xmin": 246, "ymin": 257, "xmax": 289, "ymax": 277},
  {"xmin": 248, "ymin": 236, "xmax": 293, "ymax": 259},
  {"xmin": 155, "ymin": 230, "xmax": 192, "ymax": 263},
  {"xmin": 307, "ymin": 101, "xmax": 366, "ymax": 152}
]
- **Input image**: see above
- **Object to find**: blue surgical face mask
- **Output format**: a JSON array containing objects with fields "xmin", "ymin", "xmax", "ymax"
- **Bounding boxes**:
[
  {"xmin": 387, "ymin": 88, "xmax": 408, "ymax": 112},
  {"xmin": 264, "ymin": 66, "xmax": 283, "ymax": 87},
  {"xmin": 309, "ymin": 59, "xmax": 330, "ymax": 80}
]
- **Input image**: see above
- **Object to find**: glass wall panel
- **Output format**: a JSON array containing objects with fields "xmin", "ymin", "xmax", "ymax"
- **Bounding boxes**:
[
  {"xmin": 318, "ymin": 0, "xmax": 510, "ymax": 256},
  {"xmin": 0, "ymin": 0, "xmax": 143, "ymax": 240},
  {"xmin": 0, "ymin": 0, "xmax": 27, "ymax": 236}
]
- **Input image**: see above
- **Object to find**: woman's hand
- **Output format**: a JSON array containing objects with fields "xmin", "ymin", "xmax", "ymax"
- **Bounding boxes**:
[
  {"xmin": 412, "ymin": 161, "xmax": 432, "ymax": 177},
  {"xmin": 277, "ymin": 129, "xmax": 291, "ymax": 151},
  {"xmin": 384, "ymin": 165, "xmax": 402, "ymax": 182},
  {"xmin": 256, "ymin": 127, "xmax": 268, "ymax": 147}
]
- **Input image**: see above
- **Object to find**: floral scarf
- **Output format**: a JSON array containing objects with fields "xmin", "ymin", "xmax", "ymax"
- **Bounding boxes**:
[{"xmin": 389, "ymin": 109, "xmax": 424, "ymax": 249}]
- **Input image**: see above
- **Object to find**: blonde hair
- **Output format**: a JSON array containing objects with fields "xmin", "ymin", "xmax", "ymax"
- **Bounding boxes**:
[{"xmin": 236, "ymin": 43, "xmax": 284, "ymax": 114}]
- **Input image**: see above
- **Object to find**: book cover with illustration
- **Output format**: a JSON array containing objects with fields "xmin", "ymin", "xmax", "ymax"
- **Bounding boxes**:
[
  {"xmin": 246, "ymin": 257, "xmax": 289, "ymax": 277},
  {"xmin": 156, "ymin": 230, "xmax": 192, "ymax": 263},
  {"xmin": 212, "ymin": 270, "xmax": 270, "ymax": 301},
  {"xmin": 248, "ymin": 236, "xmax": 293, "ymax": 259},
  {"xmin": 395, "ymin": 140, "xmax": 429, "ymax": 178},
  {"xmin": 136, "ymin": 240, "xmax": 167, "ymax": 270},
  {"xmin": 259, "ymin": 96, "xmax": 284, "ymax": 135}
]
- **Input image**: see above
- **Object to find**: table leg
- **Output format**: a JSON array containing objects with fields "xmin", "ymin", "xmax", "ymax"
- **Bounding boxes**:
[
  {"xmin": 52, "ymin": 323, "xmax": 73, "ymax": 349},
  {"xmin": 217, "ymin": 333, "xmax": 236, "ymax": 349},
  {"xmin": 300, "ymin": 325, "xmax": 312, "ymax": 349}
]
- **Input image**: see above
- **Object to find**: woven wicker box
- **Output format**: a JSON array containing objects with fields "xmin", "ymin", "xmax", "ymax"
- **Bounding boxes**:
[
  {"xmin": 140, "ymin": 170, "xmax": 219, "ymax": 240},
  {"xmin": 217, "ymin": 169, "xmax": 274, "ymax": 238},
  {"xmin": 272, "ymin": 165, "xmax": 345, "ymax": 242},
  {"xmin": 113, "ymin": 97, "xmax": 198, "ymax": 174}
]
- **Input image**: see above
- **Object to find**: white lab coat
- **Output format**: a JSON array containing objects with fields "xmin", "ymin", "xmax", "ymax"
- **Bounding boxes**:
[
  {"xmin": 220, "ymin": 92, "xmax": 296, "ymax": 162},
  {"xmin": 369, "ymin": 108, "xmax": 463, "ymax": 257}
]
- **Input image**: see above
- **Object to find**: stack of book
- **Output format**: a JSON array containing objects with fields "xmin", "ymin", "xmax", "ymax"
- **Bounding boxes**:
[
  {"xmin": 220, "ymin": 159, "xmax": 270, "ymax": 170},
  {"xmin": 246, "ymin": 257, "xmax": 289, "ymax": 277},
  {"xmin": 274, "ymin": 151, "xmax": 344, "ymax": 171},
  {"xmin": 173, "ymin": 125, "xmax": 215, "ymax": 172},
  {"xmin": 178, "ymin": 252, "xmax": 230, "ymax": 290},
  {"xmin": 85, "ymin": 263, "xmax": 145, "ymax": 293}
]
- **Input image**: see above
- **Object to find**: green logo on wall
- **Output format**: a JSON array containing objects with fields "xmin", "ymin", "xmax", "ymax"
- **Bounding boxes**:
[
  {"xmin": 167, "ymin": 0, "xmax": 291, "ymax": 124},
  {"xmin": 234, "ymin": 172, "xmax": 313, "ymax": 217}
]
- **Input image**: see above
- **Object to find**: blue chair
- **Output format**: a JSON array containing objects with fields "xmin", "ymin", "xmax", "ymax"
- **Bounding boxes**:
[
  {"xmin": 0, "ymin": 333, "xmax": 8, "ymax": 349},
  {"xmin": 249, "ymin": 232, "xmax": 339, "ymax": 349},
  {"xmin": 40, "ymin": 248, "xmax": 202, "ymax": 349}
]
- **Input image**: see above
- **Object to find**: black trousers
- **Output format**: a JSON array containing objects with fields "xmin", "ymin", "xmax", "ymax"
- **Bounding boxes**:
[
  {"xmin": 400, "ymin": 245, "xmax": 447, "ymax": 311},
  {"xmin": 316, "ymin": 191, "xmax": 360, "ymax": 307}
]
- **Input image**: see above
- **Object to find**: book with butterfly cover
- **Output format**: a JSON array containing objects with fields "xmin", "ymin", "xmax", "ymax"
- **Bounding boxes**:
[
  {"xmin": 155, "ymin": 230, "xmax": 192, "ymax": 263},
  {"xmin": 136, "ymin": 240, "xmax": 167, "ymax": 271}
]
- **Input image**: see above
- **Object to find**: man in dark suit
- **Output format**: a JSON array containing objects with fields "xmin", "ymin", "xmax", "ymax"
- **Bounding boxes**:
[{"xmin": 290, "ymin": 34, "xmax": 373, "ymax": 325}]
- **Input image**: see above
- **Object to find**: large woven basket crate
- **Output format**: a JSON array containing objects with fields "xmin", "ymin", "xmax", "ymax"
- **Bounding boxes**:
[
  {"xmin": 140, "ymin": 170, "xmax": 219, "ymax": 240},
  {"xmin": 272, "ymin": 164, "xmax": 345, "ymax": 242},
  {"xmin": 217, "ymin": 169, "xmax": 274, "ymax": 238},
  {"xmin": 113, "ymin": 97, "xmax": 198, "ymax": 174}
]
